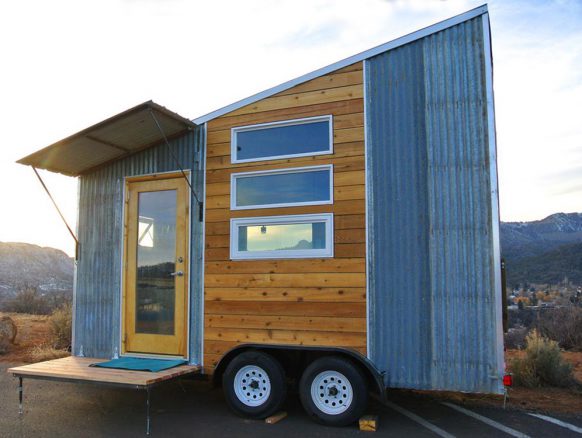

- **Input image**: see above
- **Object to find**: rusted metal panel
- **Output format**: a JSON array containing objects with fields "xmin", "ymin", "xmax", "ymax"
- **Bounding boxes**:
[
  {"xmin": 365, "ymin": 14, "xmax": 503, "ymax": 393},
  {"xmin": 73, "ymin": 128, "xmax": 205, "ymax": 364}
]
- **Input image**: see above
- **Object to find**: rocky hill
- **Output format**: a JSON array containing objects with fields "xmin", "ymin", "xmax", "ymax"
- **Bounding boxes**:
[
  {"xmin": 0, "ymin": 242, "xmax": 73, "ymax": 302},
  {"xmin": 501, "ymin": 212, "xmax": 582, "ymax": 260}
]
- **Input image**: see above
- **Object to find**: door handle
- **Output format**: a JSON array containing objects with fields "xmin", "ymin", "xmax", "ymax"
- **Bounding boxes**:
[{"xmin": 170, "ymin": 271, "xmax": 184, "ymax": 277}]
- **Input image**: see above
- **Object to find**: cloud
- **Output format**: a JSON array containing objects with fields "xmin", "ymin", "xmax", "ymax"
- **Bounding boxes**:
[{"xmin": 491, "ymin": 0, "xmax": 582, "ymax": 220}]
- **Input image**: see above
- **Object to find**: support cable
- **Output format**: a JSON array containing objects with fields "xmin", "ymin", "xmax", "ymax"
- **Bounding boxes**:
[
  {"xmin": 149, "ymin": 109, "xmax": 204, "ymax": 222},
  {"xmin": 32, "ymin": 167, "xmax": 79, "ymax": 258}
]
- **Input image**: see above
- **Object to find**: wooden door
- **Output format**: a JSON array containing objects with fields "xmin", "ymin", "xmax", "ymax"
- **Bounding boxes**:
[{"xmin": 122, "ymin": 176, "xmax": 189, "ymax": 357}]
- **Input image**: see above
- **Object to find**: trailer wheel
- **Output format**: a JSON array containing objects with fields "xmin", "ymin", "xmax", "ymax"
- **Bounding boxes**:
[
  {"xmin": 222, "ymin": 351, "xmax": 286, "ymax": 419},
  {"xmin": 299, "ymin": 356, "xmax": 367, "ymax": 426}
]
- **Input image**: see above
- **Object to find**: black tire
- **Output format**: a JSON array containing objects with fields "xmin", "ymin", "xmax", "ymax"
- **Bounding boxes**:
[
  {"xmin": 222, "ymin": 351, "xmax": 287, "ymax": 419},
  {"xmin": 299, "ymin": 356, "xmax": 368, "ymax": 426}
]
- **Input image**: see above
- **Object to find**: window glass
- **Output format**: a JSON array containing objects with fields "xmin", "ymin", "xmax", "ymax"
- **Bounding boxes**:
[
  {"xmin": 233, "ymin": 116, "xmax": 332, "ymax": 162},
  {"xmin": 135, "ymin": 190, "xmax": 176, "ymax": 335},
  {"xmin": 239, "ymin": 223, "xmax": 326, "ymax": 252},
  {"xmin": 234, "ymin": 167, "xmax": 332, "ymax": 209},
  {"xmin": 231, "ymin": 214, "xmax": 333, "ymax": 260}
]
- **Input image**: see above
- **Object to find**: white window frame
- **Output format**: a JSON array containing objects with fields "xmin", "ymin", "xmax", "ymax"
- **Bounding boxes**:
[
  {"xmin": 230, "ymin": 213, "xmax": 334, "ymax": 260},
  {"xmin": 230, "ymin": 164, "xmax": 334, "ymax": 211},
  {"xmin": 231, "ymin": 115, "xmax": 334, "ymax": 164}
]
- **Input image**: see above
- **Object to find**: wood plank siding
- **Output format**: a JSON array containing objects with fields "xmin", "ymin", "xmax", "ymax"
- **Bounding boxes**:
[{"xmin": 204, "ymin": 62, "xmax": 366, "ymax": 370}]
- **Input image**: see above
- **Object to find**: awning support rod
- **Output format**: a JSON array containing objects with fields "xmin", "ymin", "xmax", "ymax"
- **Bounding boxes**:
[
  {"xmin": 148, "ymin": 109, "xmax": 204, "ymax": 221},
  {"xmin": 32, "ymin": 167, "xmax": 79, "ymax": 256}
]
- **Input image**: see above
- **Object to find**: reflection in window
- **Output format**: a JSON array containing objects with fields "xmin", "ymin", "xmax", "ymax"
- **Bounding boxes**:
[
  {"xmin": 138, "ymin": 216, "xmax": 154, "ymax": 248},
  {"xmin": 232, "ymin": 115, "xmax": 332, "ymax": 163},
  {"xmin": 135, "ymin": 190, "xmax": 177, "ymax": 335},
  {"xmin": 232, "ymin": 165, "xmax": 333, "ymax": 210},
  {"xmin": 231, "ymin": 214, "xmax": 333, "ymax": 260},
  {"xmin": 238, "ymin": 223, "xmax": 326, "ymax": 252}
]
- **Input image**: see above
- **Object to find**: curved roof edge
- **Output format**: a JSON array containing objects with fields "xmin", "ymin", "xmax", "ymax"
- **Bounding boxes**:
[{"xmin": 192, "ymin": 4, "xmax": 488, "ymax": 125}]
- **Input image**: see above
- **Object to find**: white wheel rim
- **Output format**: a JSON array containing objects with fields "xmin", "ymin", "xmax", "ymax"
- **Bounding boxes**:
[
  {"xmin": 233, "ymin": 365, "xmax": 271, "ymax": 407},
  {"xmin": 310, "ymin": 370, "xmax": 353, "ymax": 415}
]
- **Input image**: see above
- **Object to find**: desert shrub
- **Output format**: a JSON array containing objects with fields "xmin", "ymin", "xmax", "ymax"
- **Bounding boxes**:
[
  {"xmin": 6, "ymin": 287, "xmax": 51, "ymax": 315},
  {"xmin": 537, "ymin": 307, "xmax": 582, "ymax": 351},
  {"xmin": 29, "ymin": 344, "xmax": 69, "ymax": 363},
  {"xmin": 49, "ymin": 302, "xmax": 72, "ymax": 349},
  {"xmin": 510, "ymin": 330, "xmax": 574, "ymax": 388}
]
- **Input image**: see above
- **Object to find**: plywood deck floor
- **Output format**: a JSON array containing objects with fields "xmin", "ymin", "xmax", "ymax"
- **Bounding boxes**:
[{"xmin": 8, "ymin": 356, "xmax": 201, "ymax": 388}]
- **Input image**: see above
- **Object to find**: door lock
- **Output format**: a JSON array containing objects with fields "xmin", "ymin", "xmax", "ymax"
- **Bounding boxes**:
[{"xmin": 177, "ymin": 256, "xmax": 183, "ymax": 263}]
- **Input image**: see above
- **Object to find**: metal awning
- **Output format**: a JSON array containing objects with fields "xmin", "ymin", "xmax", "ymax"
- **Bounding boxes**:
[{"xmin": 17, "ymin": 101, "xmax": 196, "ymax": 176}]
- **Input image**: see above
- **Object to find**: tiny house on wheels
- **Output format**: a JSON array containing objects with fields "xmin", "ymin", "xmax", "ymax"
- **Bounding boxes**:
[{"xmin": 11, "ymin": 5, "xmax": 504, "ymax": 430}]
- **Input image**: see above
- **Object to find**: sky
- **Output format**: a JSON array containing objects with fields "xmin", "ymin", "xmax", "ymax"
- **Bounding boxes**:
[{"xmin": 0, "ymin": 0, "xmax": 581, "ymax": 257}]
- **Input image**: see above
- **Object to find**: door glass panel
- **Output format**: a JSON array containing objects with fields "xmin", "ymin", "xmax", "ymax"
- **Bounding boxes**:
[{"xmin": 135, "ymin": 190, "xmax": 177, "ymax": 335}]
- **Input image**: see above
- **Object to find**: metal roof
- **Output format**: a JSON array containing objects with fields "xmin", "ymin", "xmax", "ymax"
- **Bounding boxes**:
[
  {"xmin": 17, "ymin": 101, "xmax": 196, "ymax": 176},
  {"xmin": 192, "ymin": 4, "xmax": 488, "ymax": 125}
]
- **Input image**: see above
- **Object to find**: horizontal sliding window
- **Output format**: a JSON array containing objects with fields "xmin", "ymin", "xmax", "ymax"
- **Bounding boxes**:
[
  {"xmin": 231, "ymin": 115, "xmax": 333, "ymax": 163},
  {"xmin": 230, "ymin": 214, "xmax": 334, "ymax": 260},
  {"xmin": 231, "ymin": 165, "xmax": 333, "ymax": 210}
]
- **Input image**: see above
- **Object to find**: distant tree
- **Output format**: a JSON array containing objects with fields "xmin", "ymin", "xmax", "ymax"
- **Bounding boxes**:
[{"xmin": 6, "ymin": 287, "xmax": 51, "ymax": 315}]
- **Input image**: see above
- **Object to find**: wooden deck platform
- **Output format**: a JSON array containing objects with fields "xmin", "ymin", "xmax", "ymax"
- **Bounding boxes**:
[{"xmin": 8, "ymin": 356, "xmax": 201, "ymax": 389}]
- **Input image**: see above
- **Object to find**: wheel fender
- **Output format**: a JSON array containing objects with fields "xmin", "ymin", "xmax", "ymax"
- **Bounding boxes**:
[{"xmin": 211, "ymin": 344, "xmax": 385, "ymax": 400}]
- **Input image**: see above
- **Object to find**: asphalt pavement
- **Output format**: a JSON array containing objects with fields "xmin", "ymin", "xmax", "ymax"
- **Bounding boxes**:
[{"xmin": 1, "ymin": 362, "xmax": 581, "ymax": 438}]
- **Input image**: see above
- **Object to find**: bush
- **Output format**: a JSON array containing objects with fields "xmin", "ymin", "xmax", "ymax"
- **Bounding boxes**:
[
  {"xmin": 6, "ymin": 287, "xmax": 51, "ymax": 315},
  {"xmin": 537, "ymin": 307, "xmax": 582, "ymax": 351},
  {"xmin": 510, "ymin": 330, "xmax": 574, "ymax": 388},
  {"xmin": 49, "ymin": 303, "xmax": 72, "ymax": 350}
]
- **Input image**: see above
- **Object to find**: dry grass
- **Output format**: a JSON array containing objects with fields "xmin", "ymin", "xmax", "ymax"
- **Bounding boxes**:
[
  {"xmin": 0, "ymin": 312, "xmax": 52, "ymax": 362},
  {"xmin": 0, "ymin": 306, "xmax": 72, "ymax": 363},
  {"xmin": 29, "ymin": 344, "xmax": 69, "ymax": 362}
]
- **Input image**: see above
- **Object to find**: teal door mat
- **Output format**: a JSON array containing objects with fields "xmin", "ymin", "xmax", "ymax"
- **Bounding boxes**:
[{"xmin": 91, "ymin": 357, "xmax": 187, "ymax": 372}]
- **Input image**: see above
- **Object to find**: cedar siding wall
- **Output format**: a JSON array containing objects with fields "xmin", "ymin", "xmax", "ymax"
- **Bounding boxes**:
[{"xmin": 204, "ymin": 62, "xmax": 367, "ymax": 369}]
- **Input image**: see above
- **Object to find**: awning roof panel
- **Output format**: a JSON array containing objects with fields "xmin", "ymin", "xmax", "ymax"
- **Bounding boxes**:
[{"xmin": 18, "ymin": 101, "xmax": 196, "ymax": 176}]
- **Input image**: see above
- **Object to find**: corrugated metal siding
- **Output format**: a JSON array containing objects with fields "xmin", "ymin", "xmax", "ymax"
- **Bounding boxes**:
[
  {"xmin": 365, "ymin": 15, "xmax": 503, "ymax": 393},
  {"xmin": 74, "ymin": 128, "xmax": 205, "ymax": 364}
]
